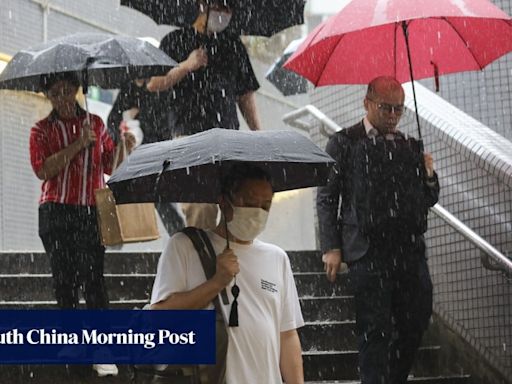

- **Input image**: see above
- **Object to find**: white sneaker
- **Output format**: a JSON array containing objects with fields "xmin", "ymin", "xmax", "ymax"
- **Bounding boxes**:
[{"xmin": 93, "ymin": 364, "xmax": 119, "ymax": 377}]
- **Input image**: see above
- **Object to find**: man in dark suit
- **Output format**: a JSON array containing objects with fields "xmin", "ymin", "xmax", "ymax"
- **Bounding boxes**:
[{"xmin": 317, "ymin": 76, "xmax": 440, "ymax": 384}]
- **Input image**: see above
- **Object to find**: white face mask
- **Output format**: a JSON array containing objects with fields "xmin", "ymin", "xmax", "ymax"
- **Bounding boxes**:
[
  {"xmin": 207, "ymin": 10, "xmax": 232, "ymax": 33},
  {"xmin": 227, "ymin": 203, "xmax": 269, "ymax": 242}
]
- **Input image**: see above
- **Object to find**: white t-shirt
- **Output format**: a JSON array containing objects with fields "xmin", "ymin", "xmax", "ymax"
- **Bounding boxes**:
[{"xmin": 151, "ymin": 230, "xmax": 304, "ymax": 384}]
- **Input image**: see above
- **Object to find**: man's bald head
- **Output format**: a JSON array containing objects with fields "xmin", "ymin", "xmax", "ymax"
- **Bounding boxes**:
[
  {"xmin": 366, "ymin": 76, "xmax": 404, "ymax": 101},
  {"xmin": 364, "ymin": 76, "xmax": 405, "ymax": 134}
]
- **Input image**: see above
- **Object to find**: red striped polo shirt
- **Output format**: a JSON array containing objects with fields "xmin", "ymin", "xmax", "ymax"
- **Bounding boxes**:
[{"xmin": 29, "ymin": 108, "xmax": 115, "ymax": 206}]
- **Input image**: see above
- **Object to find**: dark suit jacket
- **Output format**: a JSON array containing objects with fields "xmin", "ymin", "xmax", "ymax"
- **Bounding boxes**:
[{"xmin": 316, "ymin": 120, "xmax": 440, "ymax": 262}]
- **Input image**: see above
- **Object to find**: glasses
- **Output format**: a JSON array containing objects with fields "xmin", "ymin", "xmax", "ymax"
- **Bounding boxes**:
[{"xmin": 367, "ymin": 97, "xmax": 404, "ymax": 115}]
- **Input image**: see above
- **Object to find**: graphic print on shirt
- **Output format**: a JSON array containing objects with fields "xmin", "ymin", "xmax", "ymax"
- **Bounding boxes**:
[{"xmin": 260, "ymin": 279, "xmax": 278, "ymax": 294}]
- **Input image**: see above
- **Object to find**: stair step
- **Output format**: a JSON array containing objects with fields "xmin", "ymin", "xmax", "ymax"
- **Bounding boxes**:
[
  {"xmin": 0, "ymin": 364, "xmax": 132, "ymax": 384},
  {"xmin": 288, "ymin": 250, "xmax": 323, "ymax": 272},
  {"xmin": 0, "ymin": 274, "xmax": 154, "ymax": 302},
  {"xmin": 295, "ymin": 273, "xmax": 350, "ymax": 297},
  {"xmin": 300, "ymin": 296, "xmax": 354, "ymax": 322},
  {"xmin": 0, "ymin": 271, "xmax": 349, "ymax": 303},
  {"xmin": 303, "ymin": 346, "xmax": 452, "ymax": 381},
  {"xmin": 300, "ymin": 321, "xmax": 357, "ymax": 351},
  {"xmin": 305, "ymin": 377, "xmax": 471, "ymax": 384},
  {"xmin": 0, "ymin": 300, "xmax": 148, "ymax": 309},
  {"xmin": 0, "ymin": 252, "xmax": 162, "ymax": 275},
  {"xmin": 0, "ymin": 250, "xmax": 321, "ymax": 274},
  {"xmin": 0, "ymin": 364, "xmax": 471, "ymax": 384}
]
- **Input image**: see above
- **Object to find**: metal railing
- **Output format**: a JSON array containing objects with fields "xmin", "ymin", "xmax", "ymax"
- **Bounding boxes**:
[{"xmin": 283, "ymin": 104, "xmax": 512, "ymax": 277}]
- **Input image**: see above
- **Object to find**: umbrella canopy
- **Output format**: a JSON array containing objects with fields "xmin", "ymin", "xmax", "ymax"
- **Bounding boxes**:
[
  {"xmin": 265, "ymin": 37, "xmax": 309, "ymax": 96},
  {"xmin": 0, "ymin": 33, "xmax": 177, "ymax": 93},
  {"xmin": 120, "ymin": 0, "xmax": 306, "ymax": 37},
  {"xmin": 284, "ymin": 0, "xmax": 512, "ymax": 141},
  {"xmin": 284, "ymin": 0, "xmax": 512, "ymax": 85},
  {"xmin": 107, "ymin": 128, "xmax": 335, "ymax": 204}
]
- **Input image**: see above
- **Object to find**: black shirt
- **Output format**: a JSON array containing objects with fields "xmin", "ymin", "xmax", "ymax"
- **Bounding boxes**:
[{"xmin": 160, "ymin": 27, "xmax": 260, "ymax": 137}]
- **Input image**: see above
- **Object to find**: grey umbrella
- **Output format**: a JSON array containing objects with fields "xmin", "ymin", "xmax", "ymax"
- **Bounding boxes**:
[
  {"xmin": 107, "ymin": 128, "xmax": 335, "ymax": 205},
  {"xmin": 0, "ymin": 33, "xmax": 177, "ymax": 94},
  {"xmin": 266, "ymin": 37, "xmax": 309, "ymax": 96}
]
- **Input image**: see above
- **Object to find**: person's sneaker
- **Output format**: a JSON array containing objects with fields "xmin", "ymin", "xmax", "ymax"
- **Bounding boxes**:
[{"xmin": 93, "ymin": 364, "xmax": 119, "ymax": 377}]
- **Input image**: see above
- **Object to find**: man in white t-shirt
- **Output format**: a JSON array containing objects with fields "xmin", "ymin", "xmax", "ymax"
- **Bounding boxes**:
[{"xmin": 150, "ymin": 163, "xmax": 304, "ymax": 384}]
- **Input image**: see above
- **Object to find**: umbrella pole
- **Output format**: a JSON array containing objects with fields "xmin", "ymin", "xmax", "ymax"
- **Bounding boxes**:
[
  {"xmin": 219, "ymin": 167, "xmax": 240, "ymax": 327},
  {"xmin": 83, "ymin": 92, "xmax": 91, "ymax": 125},
  {"xmin": 81, "ymin": 68, "xmax": 93, "ymax": 177},
  {"xmin": 401, "ymin": 21, "xmax": 423, "ymax": 150},
  {"xmin": 222, "ymin": 206, "xmax": 230, "ymax": 249}
]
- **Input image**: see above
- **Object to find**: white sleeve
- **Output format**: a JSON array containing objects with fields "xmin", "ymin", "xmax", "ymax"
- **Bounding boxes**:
[
  {"xmin": 150, "ymin": 232, "xmax": 190, "ymax": 305},
  {"xmin": 280, "ymin": 252, "xmax": 305, "ymax": 332}
]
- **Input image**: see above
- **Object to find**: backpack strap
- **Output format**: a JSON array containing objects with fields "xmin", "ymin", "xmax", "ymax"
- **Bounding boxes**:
[{"xmin": 181, "ymin": 227, "xmax": 230, "ymax": 308}]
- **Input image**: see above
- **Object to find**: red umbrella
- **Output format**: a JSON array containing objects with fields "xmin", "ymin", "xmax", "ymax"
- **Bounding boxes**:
[{"xmin": 284, "ymin": 0, "xmax": 512, "ymax": 140}]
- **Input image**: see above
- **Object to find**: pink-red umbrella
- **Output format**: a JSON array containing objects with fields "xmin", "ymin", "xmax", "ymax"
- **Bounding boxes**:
[{"xmin": 284, "ymin": 0, "xmax": 512, "ymax": 140}]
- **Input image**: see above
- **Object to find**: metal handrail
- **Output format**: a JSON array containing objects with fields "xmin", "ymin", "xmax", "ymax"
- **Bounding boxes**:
[
  {"xmin": 283, "ymin": 105, "xmax": 340, "ymax": 136},
  {"xmin": 431, "ymin": 205, "xmax": 512, "ymax": 275},
  {"xmin": 283, "ymin": 104, "xmax": 512, "ymax": 276}
]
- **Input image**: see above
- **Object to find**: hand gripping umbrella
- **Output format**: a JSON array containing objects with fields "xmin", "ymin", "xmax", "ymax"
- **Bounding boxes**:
[
  {"xmin": 107, "ymin": 128, "xmax": 335, "ymax": 326},
  {"xmin": 284, "ymin": 0, "xmax": 512, "ymax": 143}
]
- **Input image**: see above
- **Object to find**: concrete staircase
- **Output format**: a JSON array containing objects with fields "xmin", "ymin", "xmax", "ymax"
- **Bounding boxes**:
[{"xmin": 0, "ymin": 251, "xmax": 472, "ymax": 383}]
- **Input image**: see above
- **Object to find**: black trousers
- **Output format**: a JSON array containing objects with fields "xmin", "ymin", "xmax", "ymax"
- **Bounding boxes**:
[
  {"xmin": 39, "ymin": 203, "xmax": 109, "ymax": 309},
  {"xmin": 348, "ymin": 235, "xmax": 433, "ymax": 384}
]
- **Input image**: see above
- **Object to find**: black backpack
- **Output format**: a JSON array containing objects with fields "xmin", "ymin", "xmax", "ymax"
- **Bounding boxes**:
[{"xmin": 351, "ymin": 134, "xmax": 429, "ymax": 238}]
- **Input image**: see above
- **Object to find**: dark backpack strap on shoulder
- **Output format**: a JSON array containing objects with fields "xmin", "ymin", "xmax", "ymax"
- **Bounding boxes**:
[
  {"xmin": 182, "ymin": 227, "xmax": 216, "ymax": 279},
  {"xmin": 181, "ymin": 228, "xmax": 229, "ymax": 384},
  {"xmin": 181, "ymin": 227, "xmax": 230, "ymax": 308}
]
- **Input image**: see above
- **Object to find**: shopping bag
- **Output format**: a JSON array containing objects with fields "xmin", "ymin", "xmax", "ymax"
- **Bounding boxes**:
[{"xmin": 95, "ymin": 187, "xmax": 159, "ymax": 246}]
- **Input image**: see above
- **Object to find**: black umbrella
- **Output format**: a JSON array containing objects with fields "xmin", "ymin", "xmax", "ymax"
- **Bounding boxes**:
[
  {"xmin": 266, "ymin": 37, "xmax": 309, "ymax": 96},
  {"xmin": 120, "ymin": 0, "xmax": 306, "ymax": 37},
  {"xmin": 0, "ymin": 33, "xmax": 177, "ymax": 94},
  {"xmin": 107, "ymin": 128, "xmax": 334, "ymax": 205},
  {"xmin": 108, "ymin": 128, "xmax": 334, "ymax": 327}
]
